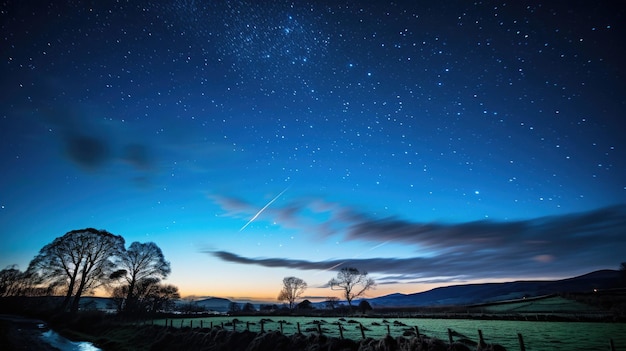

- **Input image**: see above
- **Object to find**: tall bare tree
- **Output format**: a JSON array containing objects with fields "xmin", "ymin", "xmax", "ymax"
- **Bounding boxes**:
[
  {"xmin": 28, "ymin": 228, "xmax": 125, "ymax": 312},
  {"xmin": 115, "ymin": 241, "xmax": 171, "ymax": 313},
  {"xmin": 277, "ymin": 276, "xmax": 307, "ymax": 309},
  {"xmin": 328, "ymin": 267, "xmax": 375, "ymax": 308}
]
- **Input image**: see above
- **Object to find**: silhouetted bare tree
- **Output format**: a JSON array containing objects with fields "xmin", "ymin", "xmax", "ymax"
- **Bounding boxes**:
[
  {"xmin": 113, "ymin": 277, "xmax": 179, "ymax": 313},
  {"xmin": 0, "ymin": 265, "xmax": 30, "ymax": 297},
  {"xmin": 115, "ymin": 241, "xmax": 171, "ymax": 313},
  {"xmin": 27, "ymin": 228, "xmax": 125, "ymax": 312},
  {"xmin": 277, "ymin": 276, "xmax": 307, "ymax": 309},
  {"xmin": 111, "ymin": 284, "xmax": 129, "ymax": 312},
  {"xmin": 141, "ymin": 280, "xmax": 180, "ymax": 313},
  {"xmin": 328, "ymin": 267, "xmax": 375, "ymax": 308}
]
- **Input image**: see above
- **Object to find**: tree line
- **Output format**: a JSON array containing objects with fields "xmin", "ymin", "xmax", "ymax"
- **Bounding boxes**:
[
  {"xmin": 0, "ymin": 228, "xmax": 177, "ymax": 314},
  {"xmin": 277, "ymin": 267, "xmax": 376, "ymax": 312},
  {"xmin": 1, "ymin": 227, "xmax": 380, "ymax": 316}
]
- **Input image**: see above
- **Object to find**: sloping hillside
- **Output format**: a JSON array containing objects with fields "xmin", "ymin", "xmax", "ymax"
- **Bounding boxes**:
[
  {"xmin": 367, "ymin": 270, "xmax": 621, "ymax": 307},
  {"xmin": 471, "ymin": 295, "xmax": 606, "ymax": 314}
]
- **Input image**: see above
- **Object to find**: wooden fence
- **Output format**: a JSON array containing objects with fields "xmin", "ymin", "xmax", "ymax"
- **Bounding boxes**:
[
  {"xmin": 145, "ymin": 317, "xmax": 620, "ymax": 351},
  {"xmin": 152, "ymin": 317, "xmax": 623, "ymax": 351}
]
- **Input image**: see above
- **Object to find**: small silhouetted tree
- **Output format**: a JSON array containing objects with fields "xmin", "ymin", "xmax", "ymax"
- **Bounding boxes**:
[
  {"xmin": 27, "ymin": 228, "xmax": 125, "ymax": 313},
  {"xmin": 358, "ymin": 300, "xmax": 373, "ymax": 314},
  {"xmin": 111, "ymin": 285, "xmax": 129, "ymax": 312},
  {"xmin": 619, "ymin": 262, "xmax": 626, "ymax": 287},
  {"xmin": 118, "ymin": 277, "xmax": 179, "ymax": 313},
  {"xmin": 277, "ymin": 276, "xmax": 307, "ymax": 309},
  {"xmin": 145, "ymin": 283, "xmax": 179, "ymax": 312},
  {"xmin": 328, "ymin": 267, "xmax": 375, "ymax": 308},
  {"xmin": 0, "ymin": 265, "xmax": 31, "ymax": 297}
]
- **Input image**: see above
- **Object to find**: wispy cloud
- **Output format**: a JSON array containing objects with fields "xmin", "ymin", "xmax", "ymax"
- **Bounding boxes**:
[{"xmin": 208, "ymin": 195, "xmax": 626, "ymax": 282}]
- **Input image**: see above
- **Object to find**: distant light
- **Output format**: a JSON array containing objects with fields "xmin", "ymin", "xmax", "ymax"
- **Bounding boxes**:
[{"xmin": 474, "ymin": 190, "xmax": 480, "ymax": 195}]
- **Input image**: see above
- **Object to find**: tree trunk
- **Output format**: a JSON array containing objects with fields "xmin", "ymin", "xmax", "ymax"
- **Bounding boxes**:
[
  {"xmin": 70, "ymin": 261, "xmax": 92, "ymax": 313},
  {"xmin": 60, "ymin": 285, "xmax": 73, "ymax": 312},
  {"xmin": 70, "ymin": 278, "xmax": 88, "ymax": 313},
  {"xmin": 60, "ymin": 271, "xmax": 78, "ymax": 312},
  {"xmin": 124, "ymin": 278, "xmax": 136, "ymax": 313}
]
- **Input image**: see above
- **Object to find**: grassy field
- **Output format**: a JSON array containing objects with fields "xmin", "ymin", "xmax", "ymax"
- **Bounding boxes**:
[
  {"xmin": 471, "ymin": 295, "xmax": 608, "ymax": 315},
  {"xmin": 147, "ymin": 315, "xmax": 626, "ymax": 351}
]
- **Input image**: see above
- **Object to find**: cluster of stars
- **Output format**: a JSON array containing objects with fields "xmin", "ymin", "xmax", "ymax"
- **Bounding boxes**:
[{"xmin": 1, "ymin": 0, "xmax": 624, "ymax": 223}]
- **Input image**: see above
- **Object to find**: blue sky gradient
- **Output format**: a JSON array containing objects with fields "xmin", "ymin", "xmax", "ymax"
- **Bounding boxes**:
[{"xmin": 1, "ymin": 0, "xmax": 625, "ymax": 301}]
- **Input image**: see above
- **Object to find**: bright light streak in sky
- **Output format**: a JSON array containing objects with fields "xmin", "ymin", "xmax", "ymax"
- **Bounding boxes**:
[{"xmin": 240, "ymin": 186, "xmax": 290, "ymax": 232}]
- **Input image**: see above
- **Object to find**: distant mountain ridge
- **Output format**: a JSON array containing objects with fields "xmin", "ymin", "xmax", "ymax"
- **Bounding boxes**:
[{"xmin": 364, "ymin": 269, "xmax": 621, "ymax": 308}]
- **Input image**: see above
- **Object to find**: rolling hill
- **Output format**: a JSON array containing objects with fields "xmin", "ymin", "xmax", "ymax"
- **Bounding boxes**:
[{"xmin": 365, "ymin": 269, "xmax": 621, "ymax": 308}]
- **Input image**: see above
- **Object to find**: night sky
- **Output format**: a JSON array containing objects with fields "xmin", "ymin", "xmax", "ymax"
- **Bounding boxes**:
[{"xmin": 1, "ymin": 1, "xmax": 625, "ymax": 301}]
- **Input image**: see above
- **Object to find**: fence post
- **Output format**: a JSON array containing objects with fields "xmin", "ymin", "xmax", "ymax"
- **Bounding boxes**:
[
  {"xmin": 170, "ymin": 319, "xmax": 173, "ymax": 328},
  {"xmin": 518, "ymin": 333, "xmax": 526, "ymax": 351},
  {"xmin": 180, "ymin": 319, "xmax": 183, "ymax": 328},
  {"xmin": 232, "ymin": 319, "xmax": 236, "ymax": 332},
  {"xmin": 609, "ymin": 338, "xmax": 615, "ymax": 351},
  {"xmin": 338, "ymin": 323, "xmax": 344, "ymax": 339},
  {"xmin": 414, "ymin": 326, "xmax": 420, "ymax": 342},
  {"xmin": 260, "ymin": 320, "xmax": 265, "ymax": 333},
  {"xmin": 478, "ymin": 329, "xmax": 485, "ymax": 347},
  {"xmin": 386, "ymin": 324, "xmax": 390, "ymax": 335},
  {"xmin": 297, "ymin": 322, "xmax": 301, "ymax": 334},
  {"xmin": 359, "ymin": 323, "xmax": 366, "ymax": 339},
  {"xmin": 190, "ymin": 320, "xmax": 193, "ymax": 328},
  {"xmin": 448, "ymin": 328, "xmax": 453, "ymax": 345},
  {"xmin": 165, "ymin": 318, "xmax": 168, "ymax": 328},
  {"xmin": 317, "ymin": 323, "xmax": 322, "ymax": 335},
  {"xmin": 279, "ymin": 321, "xmax": 284, "ymax": 334},
  {"xmin": 200, "ymin": 320, "xmax": 203, "ymax": 328}
]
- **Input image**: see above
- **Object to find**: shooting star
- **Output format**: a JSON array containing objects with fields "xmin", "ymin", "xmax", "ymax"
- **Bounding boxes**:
[{"xmin": 239, "ymin": 186, "xmax": 290, "ymax": 232}]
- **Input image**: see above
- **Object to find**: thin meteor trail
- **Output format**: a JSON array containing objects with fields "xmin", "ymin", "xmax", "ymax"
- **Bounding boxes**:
[{"xmin": 239, "ymin": 186, "xmax": 290, "ymax": 231}]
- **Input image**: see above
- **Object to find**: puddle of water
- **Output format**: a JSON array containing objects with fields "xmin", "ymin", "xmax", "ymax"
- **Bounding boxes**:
[{"xmin": 40, "ymin": 329, "xmax": 101, "ymax": 351}]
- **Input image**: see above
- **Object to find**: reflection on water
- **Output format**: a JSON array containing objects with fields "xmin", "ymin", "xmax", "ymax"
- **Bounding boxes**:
[{"xmin": 40, "ymin": 329, "xmax": 101, "ymax": 351}]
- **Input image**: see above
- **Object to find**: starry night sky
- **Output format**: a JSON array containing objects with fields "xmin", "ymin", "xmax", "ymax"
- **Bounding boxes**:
[{"xmin": 1, "ymin": 1, "xmax": 625, "ymax": 301}]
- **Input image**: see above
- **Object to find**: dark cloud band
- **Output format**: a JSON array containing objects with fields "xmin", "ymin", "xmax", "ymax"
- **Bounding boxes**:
[{"xmin": 207, "ymin": 200, "xmax": 626, "ymax": 282}]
